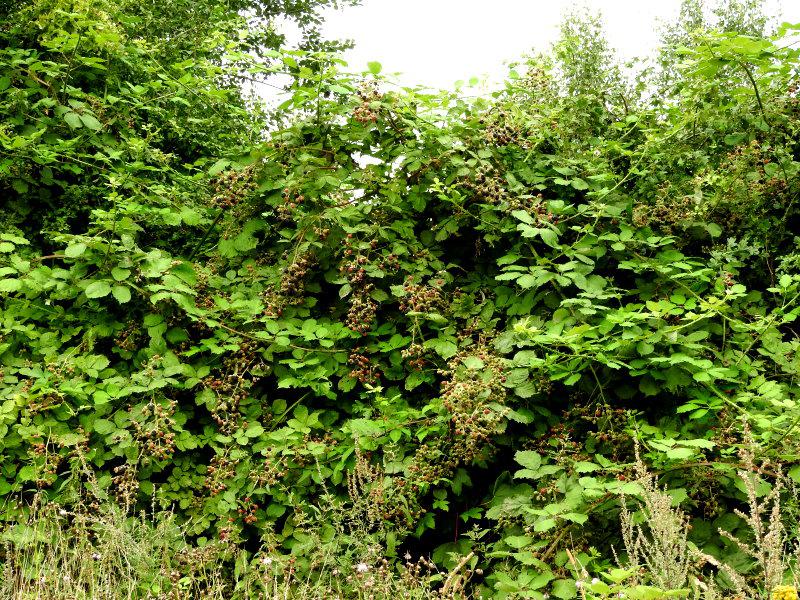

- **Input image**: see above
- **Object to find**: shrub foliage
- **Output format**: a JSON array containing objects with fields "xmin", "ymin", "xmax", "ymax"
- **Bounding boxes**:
[{"xmin": 3, "ymin": 0, "xmax": 800, "ymax": 597}]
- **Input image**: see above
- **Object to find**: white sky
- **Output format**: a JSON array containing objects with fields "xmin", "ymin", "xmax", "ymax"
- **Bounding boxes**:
[{"xmin": 320, "ymin": 0, "xmax": 800, "ymax": 90}]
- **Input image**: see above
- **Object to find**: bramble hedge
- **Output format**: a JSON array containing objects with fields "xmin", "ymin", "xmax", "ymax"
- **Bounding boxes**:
[{"xmin": 3, "ymin": 0, "xmax": 800, "ymax": 596}]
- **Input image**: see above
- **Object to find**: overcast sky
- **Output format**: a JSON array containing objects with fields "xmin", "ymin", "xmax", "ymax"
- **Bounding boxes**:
[{"xmin": 319, "ymin": 0, "xmax": 800, "ymax": 90}]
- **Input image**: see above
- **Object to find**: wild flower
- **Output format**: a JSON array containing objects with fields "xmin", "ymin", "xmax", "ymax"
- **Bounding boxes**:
[
  {"xmin": 356, "ymin": 562, "xmax": 370, "ymax": 573},
  {"xmin": 773, "ymin": 586, "xmax": 799, "ymax": 600}
]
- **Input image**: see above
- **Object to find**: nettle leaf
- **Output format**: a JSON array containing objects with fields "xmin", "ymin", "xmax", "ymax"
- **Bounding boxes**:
[{"xmin": 85, "ymin": 280, "xmax": 112, "ymax": 298}]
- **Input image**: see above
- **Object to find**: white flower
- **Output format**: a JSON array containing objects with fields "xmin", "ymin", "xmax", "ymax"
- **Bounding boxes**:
[
  {"xmin": 591, "ymin": 578, "xmax": 600, "ymax": 585},
  {"xmin": 91, "ymin": 552, "xmax": 101, "ymax": 561},
  {"xmin": 355, "ymin": 562, "xmax": 370, "ymax": 573},
  {"xmin": 575, "ymin": 580, "xmax": 584, "ymax": 589},
  {"xmin": 260, "ymin": 556, "xmax": 273, "ymax": 566},
  {"xmin": 58, "ymin": 509, "xmax": 68, "ymax": 516},
  {"xmin": 404, "ymin": 551, "xmax": 412, "ymax": 561},
  {"xmin": 616, "ymin": 594, "xmax": 626, "ymax": 599}
]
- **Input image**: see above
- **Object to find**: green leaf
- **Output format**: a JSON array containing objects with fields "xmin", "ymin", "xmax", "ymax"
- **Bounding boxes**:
[
  {"xmin": 367, "ymin": 61, "xmax": 382, "ymax": 75},
  {"xmin": 208, "ymin": 159, "xmax": 230, "ymax": 176},
  {"xmin": 570, "ymin": 177, "xmax": 588, "ymax": 190},
  {"xmin": 79, "ymin": 113, "xmax": 103, "ymax": 131},
  {"xmin": 512, "ymin": 210, "xmax": 535, "ymax": 224},
  {"xmin": 111, "ymin": 267, "xmax": 130, "ymax": 281},
  {"xmin": 112, "ymin": 285, "xmax": 131, "ymax": 303},
  {"xmin": 85, "ymin": 280, "xmax": 112, "ymax": 298},
  {"xmin": 0, "ymin": 279, "xmax": 21, "ymax": 293},
  {"xmin": 64, "ymin": 112, "xmax": 83, "ymax": 129},
  {"xmin": 551, "ymin": 578, "xmax": 578, "ymax": 599},
  {"xmin": 462, "ymin": 356, "xmax": 484, "ymax": 370},
  {"xmin": 93, "ymin": 419, "xmax": 116, "ymax": 435},
  {"xmin": 65, "ymin": 242, "xmax": 87, "ymax": 258},
  {"xmin": 245, "ymin": 422, "xmax": 265, "ymax": 438},
  {"xmin": 514, "ymin": 450, "xmax": 542, "ymax": 470},
  {"xmin": 666, "ymin": 447, "xmax": 696, "ymax": 460}
]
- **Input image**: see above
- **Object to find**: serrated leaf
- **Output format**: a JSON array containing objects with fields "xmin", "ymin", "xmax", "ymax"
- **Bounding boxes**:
[
  {"xmin": 0, "ymin": 279, "xmax": 21, "ymax": 293},
  {"xmin": 514, "ymin": 450, "xmax": 541, "ymax": 471}
]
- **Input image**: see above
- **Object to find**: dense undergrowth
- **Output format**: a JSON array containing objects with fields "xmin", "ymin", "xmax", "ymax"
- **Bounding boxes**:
[{"xmin": 2, "ymin": 0, "xmax": 800, "ymax": 597}]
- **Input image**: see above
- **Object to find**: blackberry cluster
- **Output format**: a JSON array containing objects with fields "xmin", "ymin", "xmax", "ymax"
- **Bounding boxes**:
[
  {"xmin": 380, "ymin": 252, "xmax": 400, "ymax": 272},
  {"xmin": 341, "ymin": 239, "xmax": 379, "ymax": 334},
  {"xmin": 276, "ymin": 188, "xmax": 304, "ymax": 221},
  {"xmin": 29, "ymin": 439, "xmax": 62, "ymax": 489},
  {"xmin": 507, "ymin": 191, "xmax": 541, "ymax": 213},
  {"xmin": 237, "ymin": 496, "xmax": 259, "ymax": 525},
  {"xmin": 399, "ymin": 277, "xmax": 443, "ymax": 314},
  {"xmin": 480, "ymin": 109, "xmax": 522, "ymax": 146},
  {"xmin": 132, "ymin": 398, "xmax": 177, "ymax": 463},
  {"xmin": 204, "ymin": 454, "xmax": 240, "ymax": 496},
  {"xmin": 352, "ymin": 82, "xmax": 382, "ymax": 124},
  {"xmin": 346, "ymin": 291, "xmax": 378, "ymax": 335},
  {"xmin": 205, "ymin": 375, "xmax": 244, "ymax": 435},
  {"xmin": 440, "ymin": 348, "xmax": 508, "ymax": 462},
  {"xmin": 111, "ymin": 463, "xmax": 139, "ymax": 509},
  {"xmin": 632, "ymin": 187, "xmax": 697, "ymax": 231},
  {"xmin": 115, "ymin": 320, "xmax": 142, "ymax": 353},
  {"xmin": 313, "ymin": 225, "xmax": 330, "ymax": 240},
  {"xmin": 251, "ymin": 454, "xmax": 287, "ymax": 488},
  {"xmin": 463, "ymin": 168, "xmax": 508, "ymax": 204},
  {"xmin": 26, "ymin": 390, "xmax": 63, "ymax": 417},
  {"xmin": 210, "ymin": 166, "xmax": 256, "ymax": 209},
  {"xmin": 340, "ymin": 248, "xmax": 369, "ymax": 285},
  {"xmin": 401, "ymin": 342, "xmax": 426, "ymax": 370},
  {"xmin": 348, "ymin": 350, "xmax": 379, "ymax": 384},
  {"xmin": 279, "ymin": 252, "xmax": 314, "ymax": 304}
]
